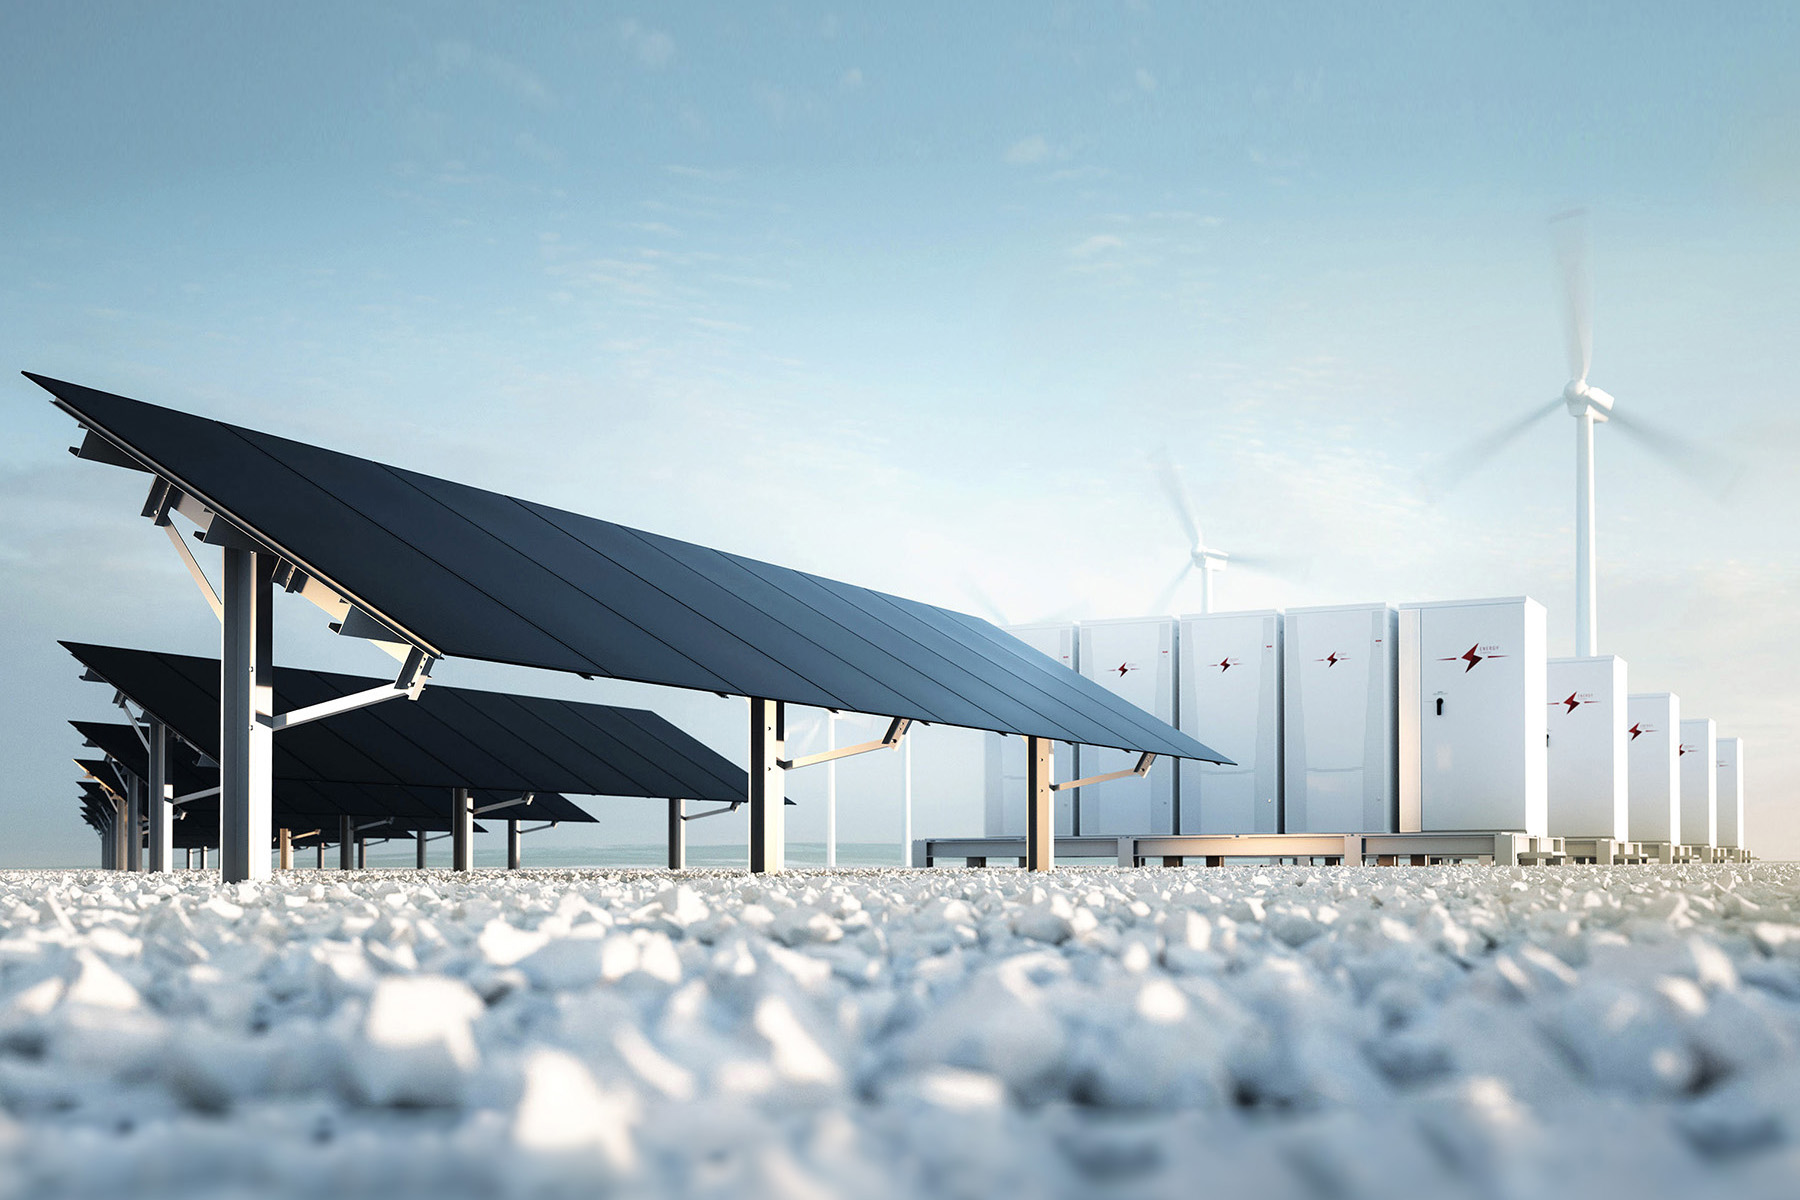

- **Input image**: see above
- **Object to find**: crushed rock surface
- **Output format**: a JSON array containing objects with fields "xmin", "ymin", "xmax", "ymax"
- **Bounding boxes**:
[{"xmin": 0, "ymin": 863, "xmax": 1798, "ymax": 1198}]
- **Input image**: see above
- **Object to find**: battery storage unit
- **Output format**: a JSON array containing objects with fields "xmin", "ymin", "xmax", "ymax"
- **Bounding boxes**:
[
  {"xmin": 1679, "ymin": 717, "xmax": 1718, "ymax": 848},
  {"xmin": 1179, "ymin": 610, "xmax": 1282, "ymax": 834},
  {"xmin": 1075, "ymin": 617, "xmax": 1178, "ymax": 835},
  {"xmin": 1545, "ymin": 656, "xmax": 1629, "ymax": 840},
  {"xmin": 983, "ymin": 623, "xmax": 1079, "ymax": 837},
  {"xmin": 1717, "ymin": 737, "xmax": 1745, "ymax": 851},
  {"xmin": 1625, "ymin": 693, "xmax": 1680, "ymax": 844},
  {"xmin": 1398, "ymin": 597, "xmax": 1548, "ymax": 834},
  {"xmin": 1281, "ymin": 603, "xmax": 1398, "ymax": 833}
]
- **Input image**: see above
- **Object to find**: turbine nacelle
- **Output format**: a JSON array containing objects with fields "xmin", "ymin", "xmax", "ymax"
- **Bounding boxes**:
[
  {"xmin": 1190, "ymin": 546, "xmax": 1228, "ymax": 572},
  {"xmin": 1562, "ymin": 379, "xmax": 1613, "ymax": 421}
]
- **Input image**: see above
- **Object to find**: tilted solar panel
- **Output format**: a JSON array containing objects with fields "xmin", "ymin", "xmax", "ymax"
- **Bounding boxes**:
[
  {"xmin": 64, "ymin": 642, "xmax": 743, "ymax": 807},
  {"xmin": 73, "ymin": 719, "xmax": 568, "ymax": 826},
  {"xmin": 33, "ymin": 375, "xmax": 1228, "ymax": 762}
]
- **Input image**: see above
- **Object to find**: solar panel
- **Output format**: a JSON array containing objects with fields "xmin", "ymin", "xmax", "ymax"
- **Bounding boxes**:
[
  {"xmin": 65, "ymin": 642, "xmax": 746, "ymax": 806},
  {"xmin": 33, "ymin": 375, "xmax": 1228, "ymax": 762},
  {"xmin": 72, "ymin": 720, "xmax": 559, "ymax": 825}
]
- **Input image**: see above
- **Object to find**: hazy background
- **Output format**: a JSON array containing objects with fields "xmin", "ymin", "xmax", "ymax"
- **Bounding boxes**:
[{"xmin": 3, "ymin": 2, "xmax": 1795, "ymax": 865}]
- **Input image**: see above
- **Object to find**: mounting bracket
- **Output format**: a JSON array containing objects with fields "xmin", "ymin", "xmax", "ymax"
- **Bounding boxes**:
[
  {"xmin": 263, "ymin": 646, "xmax": 434, "ymax": 731},
  {"xmin": 778, "ymin": 717, "xmax": 911, "ymax": 770},
  {"xmin": 1049, "ymin": 752, "xmax": 1157, "ymax": 792}
]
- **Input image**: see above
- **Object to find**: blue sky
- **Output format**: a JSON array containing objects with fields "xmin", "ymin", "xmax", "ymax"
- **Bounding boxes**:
[{"xmin": 3, "ymin": 2, "xmax": 1797, "ymax": 863}]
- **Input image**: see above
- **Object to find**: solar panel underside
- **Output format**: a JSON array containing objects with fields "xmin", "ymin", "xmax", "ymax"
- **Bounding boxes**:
[
  {"xmin": 33, "ymin": 375, "xmax": 1227, "ymax": 762},
  {"xmin": 72, "ymin": 720, "xmax": 551, "ymax": 824},
  {"xmin": 64, "ymin": 641, "xmax": 745, "ymax": 806}
]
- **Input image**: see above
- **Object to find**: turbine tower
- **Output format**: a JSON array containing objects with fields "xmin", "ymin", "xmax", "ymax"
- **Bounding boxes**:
[{"xmin": 1556, "ymin": 210, "xmax": 1610, "ymax": 656}]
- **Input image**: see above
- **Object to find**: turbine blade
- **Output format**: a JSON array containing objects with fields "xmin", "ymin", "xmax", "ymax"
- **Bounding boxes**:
[
  {"xmin": 1150, "ymin": 561, "xmax": 1194, "ymax": 617},
  {"xmin": 1150, "ymin": 447, "xmax": 1203, "ymax": 550},
  {"xmin": 1227, "ymin": 550, "xmax": 1314, "ymax": 582},
  {"xmin": 1423, "ymin": 398, "xmax": 1564, "ymax": 494},
  {"xmin": 1551, "ymin": 208, "xmax": 1593, "ymax": 383},
  {"xmin": 958, "ymin": 575, "xmax": 1011, "ymax": 627},
  {"xmin": 1606, "ymin": 408, "xmax": 1743, "ymax": 498}
]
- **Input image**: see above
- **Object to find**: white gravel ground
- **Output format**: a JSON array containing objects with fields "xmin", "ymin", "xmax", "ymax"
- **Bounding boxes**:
[{"xmin": 1, "ymin": 863, "xmax": 1799, "ymax": 1199}]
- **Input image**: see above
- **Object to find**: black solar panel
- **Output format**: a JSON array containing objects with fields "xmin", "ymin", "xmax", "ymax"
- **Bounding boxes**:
[
  {"xmin": 34, "ymin": 375, "xmax": 1229, "ymax": 762},
  {"xmin": 65, "ymin": 642, "xmax": 744, "ymax": 806},
  {"xmin": 72, "ymin": 720, "xmax": 559, "ymax": 826}
]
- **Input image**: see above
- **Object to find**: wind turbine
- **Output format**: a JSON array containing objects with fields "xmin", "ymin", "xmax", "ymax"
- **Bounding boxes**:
[
  {"xmin": 1435, "ymin": 210, "xmax": 1737, "ymax": 656},
  {"xmin": 1150, "ymin": 450, "xmax": 1306, "ymax": 615}
]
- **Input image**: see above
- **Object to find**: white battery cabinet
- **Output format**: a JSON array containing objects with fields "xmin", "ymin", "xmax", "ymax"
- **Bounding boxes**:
[
  {"xmin": 1625, "ymin": 693, "xmax": 1680, "ymax": 844},
  {"xmin": 1075, "ymin": 617, "xmax": 1178, "ymax": 835},
  {"xmin": 983, "ymin": 623, "xmax": 1079, "ymax": 837},
  {"xmin": 1398, "ymin": 597, "xmax": 1547, "ymax": 834},
  {"xmin": 1545, "ymin": 656, "xmax": 1629, "ymax": 840},
  {"xmin": 1679, "ymin": 717, "xmax": 1718, "ymax": 848},
  {"xmin": 1717, "ymin": 737, "xmax": 1745, "ymax": 851},
  {"xmin": 1179, "ymin": 610, "xmax": 1282, "ymax": 834},
  {"xmin": 1282, "ymin": 603, "xmax": 1398, "ymax": 833}
]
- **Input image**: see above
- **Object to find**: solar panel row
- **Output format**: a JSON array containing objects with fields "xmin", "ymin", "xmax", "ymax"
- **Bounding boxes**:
[{"xmin": 64, "ymin": 642, "xmax": 743, "ymax": 807}]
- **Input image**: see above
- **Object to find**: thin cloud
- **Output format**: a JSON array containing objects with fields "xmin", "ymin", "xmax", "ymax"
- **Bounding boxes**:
[
  {"xmin": 1070, "ymin": 234, "xmax": 1125, "ymax": 257},
  {"xmin": 620, "ymin": 20, "xmax": 676, "ymax": 69},
  {"xmin": 1004, "ymin": 135, "xmax": 1052, "ymax": 166}
]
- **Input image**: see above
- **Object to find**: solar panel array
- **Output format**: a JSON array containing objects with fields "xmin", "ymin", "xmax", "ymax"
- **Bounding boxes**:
[
  {"xmin": 34, "ymin": 375, "xmax": 1227, "ymax": 763},
  {"xmin": 66, "ymin": 642, "xmax": 745, "ymax": 809},
  {"xmin": 72, "ymin": 720, "xmax": 524, "ymax": 830}
]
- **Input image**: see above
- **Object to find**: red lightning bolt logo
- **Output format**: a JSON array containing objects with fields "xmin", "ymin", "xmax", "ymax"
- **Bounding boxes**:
[
  {"xmin": 1437, "ymin": 644, "xmax": 1483, "ymax": 672},
  {"xmin": 1115, "ymin": 662, "xmax": 1131, "ymax": 678},
  {"xmin": 1324, "ymin": 652, "xmax": 1341, "ymax": 667},
  {"xmin": 1628, "ymin": 723, "xmax": 1644, "ymax": 741},
  {"xmin": 1560, "ymin": 693, "xmax": 1581, "ymax": 714},
  {"xmin": 1216, "ymin": 658, "xmax": 1233, "ymax": 672}
]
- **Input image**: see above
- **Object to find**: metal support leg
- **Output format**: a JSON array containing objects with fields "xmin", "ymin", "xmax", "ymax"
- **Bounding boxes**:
[
  {"xmin": 314, "ymin": 842, "xmax": 322, "ymax": 869},
  {"xmin": 416, "ymin": 828, "xmax": 428, "ymax": 869},
  {"xmin": 901, "ymin": 734, "xmax": 913, "ymax": 868},
  {"xmin": 278, "ymin": 828, "xmax": 293, "ymax": 870},
  {"xmin": 357, "ymin": 838, "xmax": 366, "ymax": 869},
  {"xmin": 749, "ymin": 698, "xmax": 785, "ymax": 874},
  {"xmin": 339, "ymin": 816, "xmax": 355, "ymax": 870},
  {"xmin": 507, "ymin": 819, "xmax": 521, "ymax": 870},
  {"xmin": 219, "ymin": 547, "xmax": 274, "ymax": 883},
  {"xmin": 146, "ymin": 718, "xmax": 172, "ymax": 872},
  {"xmin": 111, "ymin": 795, "xmax": 128, "ymax": 871},
  {"xmin": 125, "ymin": 772, "xmax": 144, "ymax": 872},
  {"xmin": 451, "ymin": 787, "xmax": 474, "ymax": 872},
  {"xmin": 1026, "ymin": 736, "xmax": 1053, "ymax": 872},
  {"xmin": 668, "ymin": 798, "xmax": 686, "ymax": 869}
]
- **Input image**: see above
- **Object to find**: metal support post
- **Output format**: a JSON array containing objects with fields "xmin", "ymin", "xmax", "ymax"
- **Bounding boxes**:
[
  {"xmin": 416, "ymin": 828, "xmax": 428, "ymax": 869},
  {"xmin": 314, "ymin": 842, "xmax": 322, "ymax": 869},
  {"xmin": 901, "ymin": 732, "xmax": 913, "ymax": 867},
  {"xmin": 668, "ymin": 798, "xmax": 686, "ymax": 869},
  {"xmin": 339, "ymin": 815, "xmax": 355, "ymax": 870},
  {"xmin": 125, "ymin": 772, "xmax": 144, "ymax": 872},
  {"xmin": 451, "ymin": 787, "xmax": 474, "ymax": 871},
  {"xmin": 219, "ymin": 547, "xmax": 273, "ymax": 883},
  {"xmin": 749, "ymin": 698, "xmax": 785, "ymax": 873},
  {"xmin": 825, "ymin": 715, "xmax": 837, "ymax": 870},
  {"xmin": 507, "ymin": 818, "xmax": 521, "ymax": 870},
  {"xmin": 196, "ymin": 845, "xmax": 207, "ymax": 870},
  {"xmin": 146, "ymin": 718, "xmax": 172, "ymax": 871},
  {"xmin": 357, "ymin": 838, "xmax": 367, "ymax": 868},
  {"xmin": 278, "ymin": 828, "xmax": 293, "ymax": 870},
  {"xmin": 1026, "ymin": 737, "xmax": 1053, "ymax": 872},
  {"xmin": 112, "ymin": 794, "xmax": 129, "ymax": 871}
]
